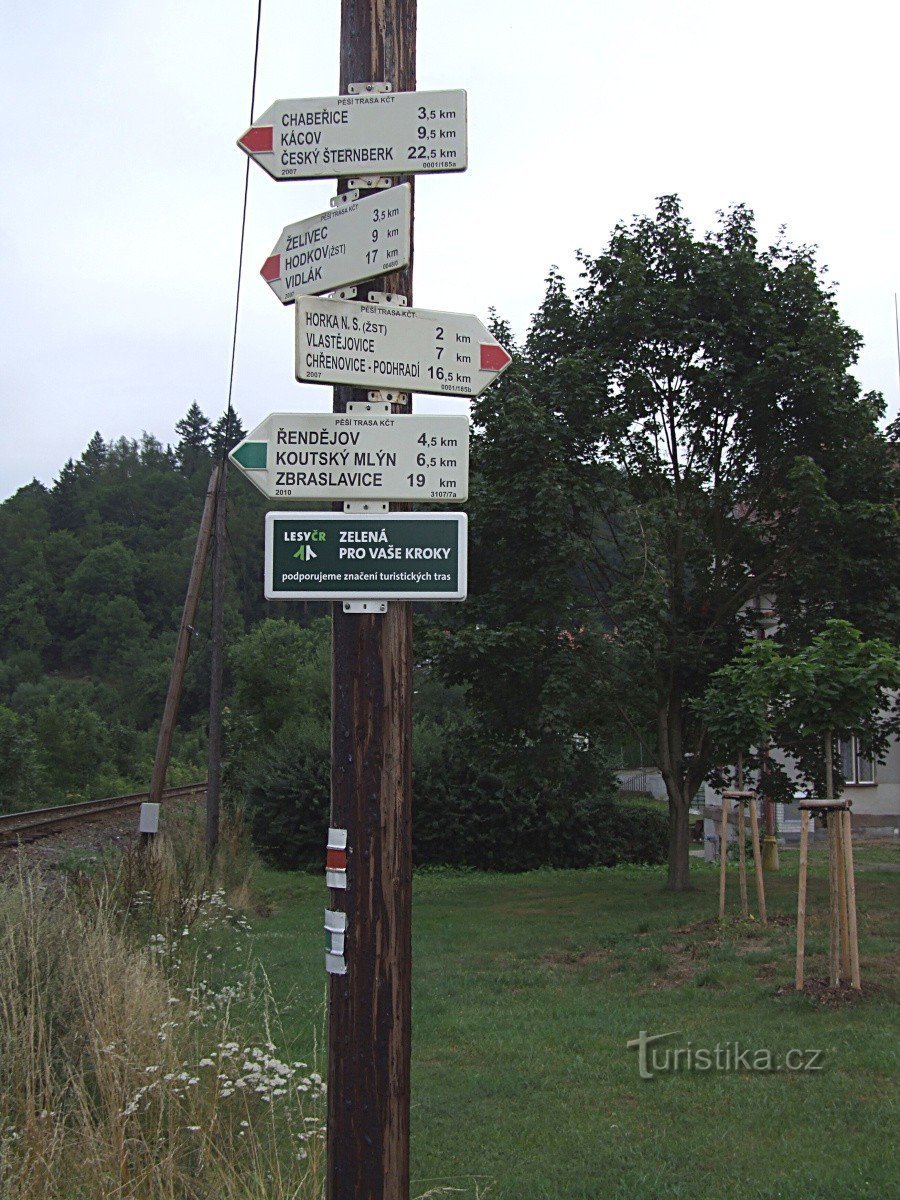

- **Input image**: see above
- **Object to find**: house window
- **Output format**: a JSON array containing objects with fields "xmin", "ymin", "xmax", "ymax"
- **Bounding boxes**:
[{"xmin": 837, "ymin": 737, "xmax": 876, "ymax": 785}]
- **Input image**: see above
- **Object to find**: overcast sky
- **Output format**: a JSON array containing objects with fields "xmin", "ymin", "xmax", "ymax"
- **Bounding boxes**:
[{"xmin": 2, "ymin": 0, "xmax": 898, "ymax": 501}]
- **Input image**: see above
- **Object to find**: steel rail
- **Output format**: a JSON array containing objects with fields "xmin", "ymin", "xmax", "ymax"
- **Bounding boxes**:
[{"xmin": 0, "ymin": 782, "xmax": 207, "ymax": 845}]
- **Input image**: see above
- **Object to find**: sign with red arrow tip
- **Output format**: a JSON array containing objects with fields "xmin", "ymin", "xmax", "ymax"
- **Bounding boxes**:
[
  {"xmin": 261, "ymin": 185, "xmax": 411, "ymax": 304},
  {"xmin": 295, "ymin": 295, "xmax": 512, "ymax": 398},
  {"xmin": 238, "ymin": 89, "xmax": 467, "ymax": 180}
]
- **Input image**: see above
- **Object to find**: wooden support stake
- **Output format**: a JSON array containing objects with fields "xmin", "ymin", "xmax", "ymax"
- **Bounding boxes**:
[
  {"xmin": 841, "ymin": 809, "xmax": 862, "ymax": 990},
  {"xmin": 824, "ymin": 734, "xmax": 840, "ymax": 987},
  {"xmin": 795, "ymin": 808, "xmax": 809, "ymax": 990},
  {"xmin": 747, "ymin": 795, "xmax": 767, "ymax": 923},
  {"xmin": 827, "ymin": 814, "xmax": 841, "ymax": 987},
  {"xmin": 737, "ymin": 796, "xmax": 748, "ymax": 919},
  {"xmin": 834, "ymin": 809, "xmax": 851, "ymax": 977},
  {"xmin": 718, "ymin": 794, "xmax": 729, "ymax": 920},
  {"xmin": 149, "ymin": 463, "xmax": 219, "ymax": 805}
]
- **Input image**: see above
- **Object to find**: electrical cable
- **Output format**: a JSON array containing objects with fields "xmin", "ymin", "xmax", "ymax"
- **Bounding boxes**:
[{"xmin": 220, "ymin": 0, "xmax": 265, "ymax": 465}]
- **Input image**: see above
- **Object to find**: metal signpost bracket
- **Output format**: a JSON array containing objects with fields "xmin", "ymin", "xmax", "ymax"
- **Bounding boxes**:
[
  {"xmin": 367, "ymin": 291, "xmax": 408, "ymax": 307},
  {"xmin": 348, "ymin": 392, "xmax": 412, "ymax": 408},
  {"xmin": 343, "ymin": 599, "xmax": 389, "ymax": 614},
  {"xmin": 343, "ymin": 500, "xmax": 389, "ymax": 513},
  {"xmin": 330, "ymin": 287, "xmax": 358, "ymax": 301},
  {"xmin": 347, "ymin": 400, "xmax": 391, "ymax": 415},
  {"xmin": 348, "ymin": 176, "xmax": 394, "ymax": 191},
  {"xmin": 347, "ymin": 82, "xmax": 392, "ymax": 95},
  {"xmin": 330, "ymin": 189, "xmax": 362, "ymax": 207}
]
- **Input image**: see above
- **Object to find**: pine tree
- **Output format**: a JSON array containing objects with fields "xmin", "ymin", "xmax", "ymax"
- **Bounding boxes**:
[
  {"xmin": 174, "ymin": 403, "xmax": 212, "ymax": 474},
  {"xmin": 80, "ymin": 432, "xmax": 108, "ymax": 476},
  {"xmin": 211, "ymin": 409, "xmax": 246, "ymax": 456}
]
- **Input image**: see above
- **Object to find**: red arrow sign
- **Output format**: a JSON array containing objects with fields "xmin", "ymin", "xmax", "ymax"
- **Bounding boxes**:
[
  {"xmin": 238, "ymin": 126, "xmax": 273, "ymax": 153},
  {"xmin": 260, "ymin": 255, "xmax": 281, "ymax": 283},
  {"xmin": 480, "ymin": 343, "xmax": 512, "ymax": 372}
]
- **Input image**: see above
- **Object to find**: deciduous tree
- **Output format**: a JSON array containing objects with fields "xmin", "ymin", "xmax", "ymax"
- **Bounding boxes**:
[{"xmin": 474, "ymin": 197, "xmax": 897, "ymax": 888}]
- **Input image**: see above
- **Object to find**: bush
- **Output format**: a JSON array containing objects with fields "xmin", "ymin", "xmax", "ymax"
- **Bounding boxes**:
[
  {"xmin": 242, "ymin": 718, "xmax": 331, "ymax": 869},
  {"xmin": 0, "ymin": 706, "xmax": 37, "ymax": 811},
  {"xmin": 236, "ymin": 715, "xmax": 667, "ymax": 872},
  {"xmin": 227, "ymin": 619, "xmax": 667, "ymax": 872},
  {"xmin": 413, "ymin": 721, "xmax": 666, "ymax": 870}
]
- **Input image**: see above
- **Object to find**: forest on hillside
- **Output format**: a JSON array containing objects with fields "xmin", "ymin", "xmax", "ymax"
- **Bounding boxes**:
[
  {"xmin": 0, "ymin": 401, "xmax": 651, "ymax": 870},
  {"xmin": 0, "ymin": 405, "xmax": 264, "ymax": 806}
]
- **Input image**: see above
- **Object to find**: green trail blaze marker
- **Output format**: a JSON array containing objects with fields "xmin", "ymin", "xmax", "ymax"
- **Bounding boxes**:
[
  {"xmin": 264, "ymin": 512, "xmax": 467, "ymax": 601},
  {"xmin": 231, "ymin": 441, "xmax": 267, "ymax": 469}
]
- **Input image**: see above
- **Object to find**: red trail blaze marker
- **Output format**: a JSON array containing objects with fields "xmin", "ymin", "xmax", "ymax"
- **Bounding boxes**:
[
  {"xmin": 326, "ymin": 847, "xmax": 348, "ymax": 871},
  {"xmin": 480, "ymin": 342, "xmax": 512, "ymax": 372},
  {"xmin": 239, "ymin": 125, "xmax": 273, "ymax": 153},
  {"xmin": 260, "ymin": 255, "xmax": 281, "ymax": 282}
]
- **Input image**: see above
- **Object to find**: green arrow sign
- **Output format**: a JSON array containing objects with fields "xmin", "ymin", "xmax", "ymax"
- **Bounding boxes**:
[{"xmin": 231, "ymin": 441, "xmax": 267, "ymax": 469}]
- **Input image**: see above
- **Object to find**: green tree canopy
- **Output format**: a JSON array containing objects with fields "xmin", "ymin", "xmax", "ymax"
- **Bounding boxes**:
[{"xmin": 455, "ymin": 196, "xmax": 898, "ymax": 888}]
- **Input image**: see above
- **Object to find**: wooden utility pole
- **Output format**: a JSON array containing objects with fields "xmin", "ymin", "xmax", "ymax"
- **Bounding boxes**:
[
  {"xmin": 149, "ymin": 463, "xmax": 220, "ymax": 805},
  {"xmin": 327, "ymin": 3, "xmax": 416, "ymax": 1198},
  {"xmin": 206, "ymin": 459, "xmax": 228, "ymax": 859}
]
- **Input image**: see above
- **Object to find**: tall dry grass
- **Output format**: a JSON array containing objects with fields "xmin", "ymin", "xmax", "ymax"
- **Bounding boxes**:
[{"xmin": 0, "ymin": 813, "xmax": 325, "ymax": 1200}]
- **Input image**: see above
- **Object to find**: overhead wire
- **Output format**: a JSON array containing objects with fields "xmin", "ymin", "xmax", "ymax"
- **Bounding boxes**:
[{"xmin": 220, "ymin": 0, "xmax": 265, "ymax": 467}]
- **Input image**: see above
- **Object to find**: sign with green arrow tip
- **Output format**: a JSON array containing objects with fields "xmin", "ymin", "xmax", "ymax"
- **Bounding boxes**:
[{"xmin": 229, "ymin": 411, "xmax": 469, "ymax": 501}]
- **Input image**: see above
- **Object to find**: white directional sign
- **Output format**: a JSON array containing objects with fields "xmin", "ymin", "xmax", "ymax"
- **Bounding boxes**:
[
  {"xmin": 295, "ymin": 296, "xmax": 512, "ymax": 398},
  {"xmin": 238, "ymin": 89, "xmax": 467, "ymax": 181},
  {"xmin": 230, "ymin": 411, "xmax": 469, "ymax": 501},
  {"xmin": 261, "ymin": 185, "xmax": 412, "ymax": 304}
]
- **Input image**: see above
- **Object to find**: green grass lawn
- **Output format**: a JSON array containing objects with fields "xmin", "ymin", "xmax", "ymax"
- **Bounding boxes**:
[{"xmin": 230, "ymin": 843, "xmax": 898, "ymax": 1200}]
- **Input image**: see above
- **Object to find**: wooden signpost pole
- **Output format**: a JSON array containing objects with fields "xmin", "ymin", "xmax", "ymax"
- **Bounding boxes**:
[{"xmin": 326, "ymin": 3, "xmax": 416, "ymax": 1198}]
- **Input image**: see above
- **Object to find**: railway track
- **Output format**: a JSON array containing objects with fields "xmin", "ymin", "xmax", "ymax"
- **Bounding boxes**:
[{"xmin": 0, "ymin": 783, "xmax": 207, "ymax": 848}]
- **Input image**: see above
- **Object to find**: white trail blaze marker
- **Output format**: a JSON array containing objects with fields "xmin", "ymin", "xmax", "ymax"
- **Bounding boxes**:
[
  {"xmin": 262, "ymin": 185, "xmax": 412, "ymax": 304},
  {"xmin": 295, "ymin": 295, "xmax": 512, "ymax": 398},
  {"xmin": 238, "ymin": 89, "xmax": 467, "ymax": 180},
  {"xmin": 230, "ymin": 411, "xmax": 469, "ymax": 501}
]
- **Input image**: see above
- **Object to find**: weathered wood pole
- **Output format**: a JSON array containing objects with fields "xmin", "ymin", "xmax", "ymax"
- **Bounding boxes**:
[
  {"xmin": 747, "ymin": 795, "xmax": 767, "ymax": 923},
  {"xmin": 718, "ymin": 795, "xmax": 729, "ymax": 920},
  {"xmin": 206, "ymin": 459, "xmax": 228, "ymax": 860},
  {"xmin": 149, "ymin": 463, "xmax": 220, "ymax": 805},
  {"xmin": 795, "ymin": 808, "xmax": 809, "ymax": 990},
  {"xmin": 327, "ymin": 3, "xmax": 416, "ymax": 1198},
  {"xmin": 841, "ymin": 809, "xmax": 862, "ymax": 990}
]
